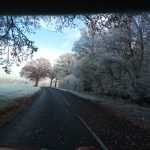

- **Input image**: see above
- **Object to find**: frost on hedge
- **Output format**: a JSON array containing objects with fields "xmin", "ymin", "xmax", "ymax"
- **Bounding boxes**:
[{"xmin": 59, "ymin": 74, "xmax": 83, "ymax": 92}]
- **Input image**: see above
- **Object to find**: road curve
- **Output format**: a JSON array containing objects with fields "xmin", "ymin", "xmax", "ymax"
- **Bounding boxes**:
[{"xmin": 0, "ymin": 87, "xmax": 101, "ymax": 150}]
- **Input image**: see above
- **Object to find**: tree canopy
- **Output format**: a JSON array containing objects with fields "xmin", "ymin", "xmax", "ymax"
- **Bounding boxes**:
[
  {"xmin": 1, "ymin": 13, "xmax": 148, "ymax": 73},
  {"xmin": 59, "ymin": 12, "xmax": 150, "ymax": 105},
  {"xmin": 20, "ymin": 57, "xmax": 51, "ymax": 86},
  {"xmin": 0, "ymin": 16, "xmax": 43, "ymax": 73}
]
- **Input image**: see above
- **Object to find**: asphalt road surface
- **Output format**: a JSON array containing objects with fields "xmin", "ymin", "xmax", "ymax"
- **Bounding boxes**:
[{"xmin": 0, "ymin": 88, "xmax": 102, "ymax": 150}]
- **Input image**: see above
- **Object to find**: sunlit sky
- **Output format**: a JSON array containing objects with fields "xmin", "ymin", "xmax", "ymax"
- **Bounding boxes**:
[{"xmin": 0, "ymin": 18, "xmax": 84, "ymax": 79}]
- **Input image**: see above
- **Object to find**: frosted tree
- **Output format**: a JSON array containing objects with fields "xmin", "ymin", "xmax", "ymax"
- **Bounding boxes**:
[
  {"xmin": 47, "ymin": 69, "xmax": 56, "ymax": 87},
  {"xmin": 72, "ymin": 28, "xmax": 103, "ymax": 58},
  {"xmin": 54, "ymin": 53, "xmax": 76, "ymax": 78},
  {"xmin": 20, "ymin": 57, "xmax": 51, "ymax": 86},
  {"xmin": 53, "ymin": 12, "xmax": 150, "ymax": 104},
  {"xmin": 101, "ymin": 13, "xmax": 150, "ymax": 100}
]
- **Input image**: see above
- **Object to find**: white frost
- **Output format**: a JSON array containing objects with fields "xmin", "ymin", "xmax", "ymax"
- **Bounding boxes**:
[{"xmin": 0, "ymin": 86, "xmax": 41, "ymax": 101}]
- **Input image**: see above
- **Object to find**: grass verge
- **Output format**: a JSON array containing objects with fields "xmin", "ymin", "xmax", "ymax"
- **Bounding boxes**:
[{"xmin": 0, "ymin": 91, "xmax": 41, "ymax": 127}]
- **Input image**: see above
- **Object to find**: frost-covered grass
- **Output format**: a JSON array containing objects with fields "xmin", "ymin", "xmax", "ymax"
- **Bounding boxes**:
[
  {"xmin": 0, "ymin": 86, "xmax": 41, "ymax": 101},
  {"xmin": 0, "ymin": 86, "xmax": 41, "ymax": 113}
]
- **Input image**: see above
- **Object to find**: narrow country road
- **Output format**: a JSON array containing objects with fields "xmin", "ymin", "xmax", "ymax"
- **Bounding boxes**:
[
  {"xmin": 0, "ymin": 87, "xmax": 149, "ymax": 150},
  {"xmin": 0, "ymin": 88, "xmax": 101, "ymax": 150}
]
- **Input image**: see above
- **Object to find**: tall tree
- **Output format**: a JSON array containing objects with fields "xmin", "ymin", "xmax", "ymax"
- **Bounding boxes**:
[
  {"xmin": 59, "ymin": 12, "xmax": 150, "ymax": 102},
  {"xmin": 20, "ymin": 57, "xmax": 51, "ymax": 86},
  {"xmin": 54, "ymin": 53, "xmax": 76, "ymax": 78},
  {"xmin": 72, "ymin": 28, "xmax": 102, "ymax": 58},
  {"xmin": 48, "ymin": 69, "xmax": 56, "ymax": 87},
  {"xmin": 102, "ymin": 13, "xmax": 150, "ymax": 98}
]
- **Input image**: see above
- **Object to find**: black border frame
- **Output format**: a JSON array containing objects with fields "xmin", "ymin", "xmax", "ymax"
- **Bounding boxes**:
[{"xmin": 0, "ymin": 0, "xmax": 150, "ymax": 15}]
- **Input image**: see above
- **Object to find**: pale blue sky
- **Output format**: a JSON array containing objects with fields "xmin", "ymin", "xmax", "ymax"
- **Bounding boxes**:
[{"xmin": 0, "ymin": 18, "xmax": 85, "ymax": 79}]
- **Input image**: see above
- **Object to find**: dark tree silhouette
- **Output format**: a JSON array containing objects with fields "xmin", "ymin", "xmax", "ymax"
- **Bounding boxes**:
[{"xmin": 0, "ymin": 16, "xmax": 43, "ymax": 73}]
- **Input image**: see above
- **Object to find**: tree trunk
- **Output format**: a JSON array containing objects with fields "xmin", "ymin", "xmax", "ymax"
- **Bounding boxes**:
[
  {"xmin": 50, "ymin": 78, "xmax": 53, "ymax": 87},
  {"xmin": 34, "ymin": 76, "xmax": 39, "ymax": 86},
  {"xmin": 54, "ymin": 78, "xmax": 58, "ymax": 87}
]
